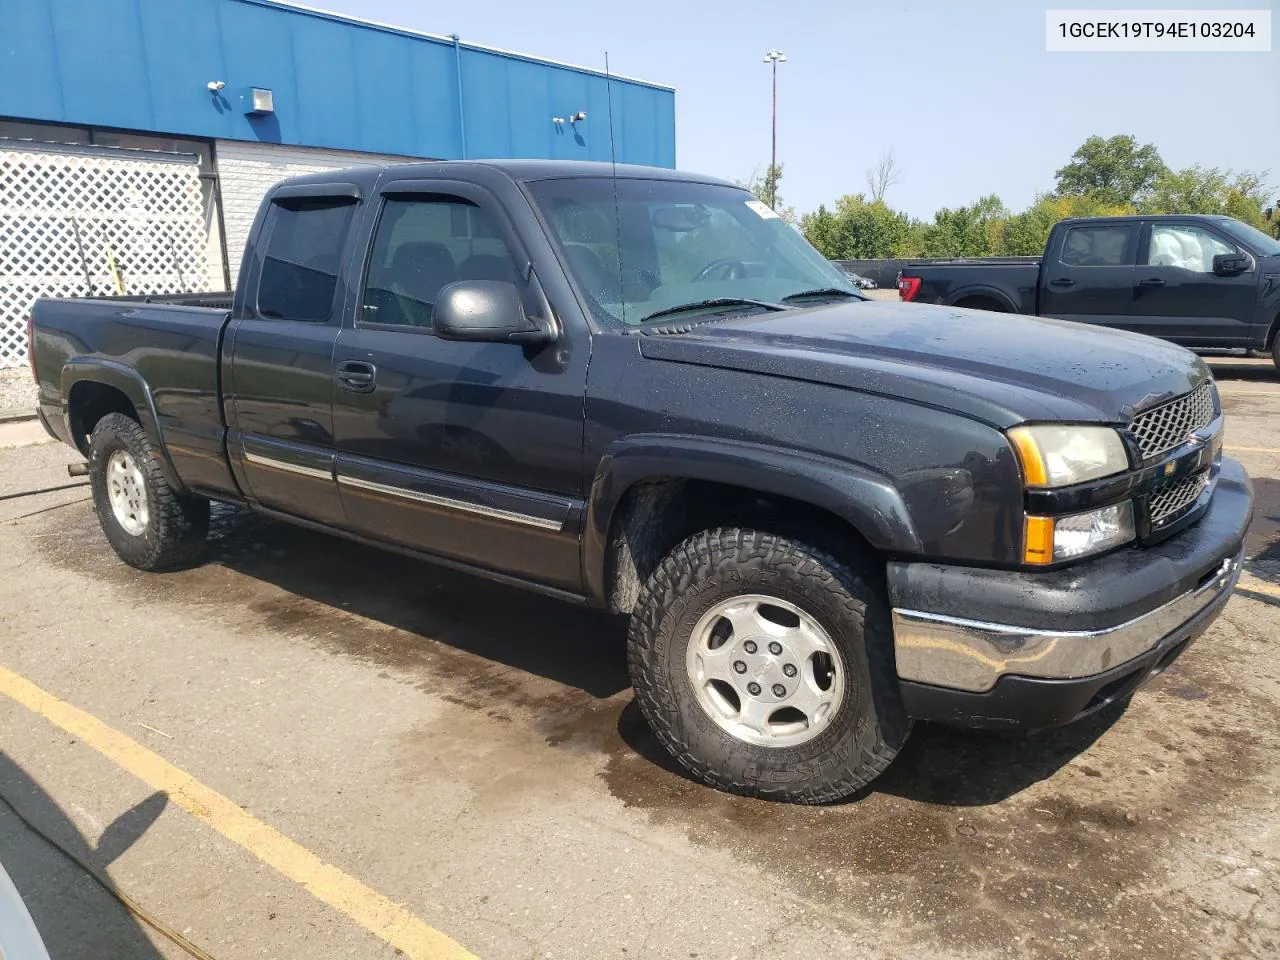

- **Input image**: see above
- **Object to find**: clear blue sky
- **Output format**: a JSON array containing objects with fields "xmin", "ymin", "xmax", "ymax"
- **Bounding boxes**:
[{"xmin": 321, "ymin": 0, "xmax": 1279, "ymax": 220}]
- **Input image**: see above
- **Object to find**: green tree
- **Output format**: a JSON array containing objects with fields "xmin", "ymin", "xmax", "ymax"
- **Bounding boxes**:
[
  {"xmin": 919, "ymin": 195, "xmax": 1008, "ymax": 258},
  {"xmin": 1144, "ymin": 165, "xmax": 1270, "ymax": 228},
  {"xmin": 1055, "ymin": 135, "xmax": 1167, "ymax": 206},
  {"xmin": 799, "ymin": 194, "xmax": 919, "ymax": 259},
  {"xmin": 800, "ymin": 204, "xmax": 842, "ymax": 258},
  {"xmin": 798, "ymin": 134, "xmax": 1274, "ymax": 258}
]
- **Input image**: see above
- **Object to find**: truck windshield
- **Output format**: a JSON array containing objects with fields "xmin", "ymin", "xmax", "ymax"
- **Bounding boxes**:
[
  {"xmin": 1216, "ymin": 218, "xmax": 1280, "ymax": 257},
  {"xmin": 526, "ymin": 177, "xmax": 863, "ymax": 328}
]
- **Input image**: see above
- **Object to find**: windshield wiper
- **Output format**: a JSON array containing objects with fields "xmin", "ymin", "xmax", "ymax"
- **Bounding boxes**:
[
  {"xmin": 780, "ymin": 288, "xmax": 863, "ymax": 302},
  {"xmin": 638, "ymin": 298, "xmax": 787, "ymax": 324}
]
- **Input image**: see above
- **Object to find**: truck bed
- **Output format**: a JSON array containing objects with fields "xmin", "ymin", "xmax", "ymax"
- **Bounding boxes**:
[
  {"xmin": 900, "ymin": 259, "xmax": 1041, "ymax": 314},
  {"xmin": 31, "ymin": 296, "xmax": 238, "ymax": 498}
]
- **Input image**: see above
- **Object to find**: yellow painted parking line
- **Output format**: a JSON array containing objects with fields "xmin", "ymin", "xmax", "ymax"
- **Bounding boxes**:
[
  {"xmin": 0, "ymin": 664, "xmax": 479, "ymax": 960},
  {"xmin": 1239, "ymin": 577, "xmax": 1280, "ymax": 601},
  {"xmin": 1225, "ymin": 446, "xmax": 1280, "ymax": 455}
]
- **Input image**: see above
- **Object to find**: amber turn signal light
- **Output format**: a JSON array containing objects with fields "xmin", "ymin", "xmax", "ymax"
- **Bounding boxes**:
[{"xmin": 1023, "ymin": 515, "xmax": 1055, "ymax": 565}]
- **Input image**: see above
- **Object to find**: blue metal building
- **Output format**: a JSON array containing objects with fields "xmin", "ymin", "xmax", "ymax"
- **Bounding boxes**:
[
  {"xmin": 0, "ymin": 0, "xmax": 676, "ymax": 165},
  {"xmin": 0, "ymin": 0, "xmax": 676, "ymax": 365}
]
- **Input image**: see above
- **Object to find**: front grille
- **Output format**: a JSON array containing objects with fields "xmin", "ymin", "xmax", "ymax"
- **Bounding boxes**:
[
  {"xmin": 1148, "ymin": 471, "xmax": 1210, "ymax": 527},
  {"xmin": 1128, "ymin": 381, "xmax": 1216, "ymax": 461}
]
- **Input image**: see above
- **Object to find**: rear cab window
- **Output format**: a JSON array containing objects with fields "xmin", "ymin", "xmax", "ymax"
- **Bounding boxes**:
[
  {"xmin": 1058, "ymin": 223, "xmax": 1138, "ymax": 267},
  {"xmin": 256, "ymin": 199, "xmax": 358, "ymax": 321}
]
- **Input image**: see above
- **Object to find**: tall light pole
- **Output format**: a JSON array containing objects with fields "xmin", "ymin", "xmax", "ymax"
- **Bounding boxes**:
[{"xmin": 763, "ymin": 49, "xmax": 787, "ymax": 210}]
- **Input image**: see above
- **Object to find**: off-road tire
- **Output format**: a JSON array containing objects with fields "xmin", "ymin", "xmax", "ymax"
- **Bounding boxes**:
[
  {"xmin": 88, "ymin": 413, "xmax": 209, "ymax": 571},
  {"xmin": 627, "ymin": 528, "xmax": 911, "ymax": 804},
  {"xmin": 1272, "ymin": 332, "xmax": 1280, "ymax": 373}
]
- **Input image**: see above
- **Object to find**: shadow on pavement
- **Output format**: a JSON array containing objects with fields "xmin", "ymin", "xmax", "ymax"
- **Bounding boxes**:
[
  {"xmin": 868, "ymin": 702, "xmax": 1127, "ymax": 805},
  {"xmin": 1244, "ymin": 477, "xmax": 1280, "ymax": 583},
  {"xmin": 197, "ymin": 503, "xmax": 1138, "ymax": 806},
  {"xmin": 615, "ymin": 696, "xmax": 1127, "ymax": 807},
  {"xmin": 0, "ymin": 752, "xmax": 168, "ymax": 958},
  {"xmin": 1206, "ymin": 360, "xmax": 1279, "ymax": 382},
  {"xmin": 205, "ymin": 505, "xmax": 631, "ymax": 700}
]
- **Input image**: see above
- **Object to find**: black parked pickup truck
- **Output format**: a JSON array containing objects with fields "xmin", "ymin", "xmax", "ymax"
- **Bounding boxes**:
[
  {"xmin": 899, "ymin": 214, "xmax": 1280, "ymax": 370},
  {"xmin": 30, "ymin": 161, "xmax": 1253, "ymax": 803}
]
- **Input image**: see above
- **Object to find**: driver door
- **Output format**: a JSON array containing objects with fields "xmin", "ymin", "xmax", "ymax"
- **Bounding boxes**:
[
  {"xmin": 330, "ymin": 181, "xmax": 589, "ymax": 590},
  {"xmin": 1128, "ymin": 220, "xmax": 1258, "ymax": 345}
]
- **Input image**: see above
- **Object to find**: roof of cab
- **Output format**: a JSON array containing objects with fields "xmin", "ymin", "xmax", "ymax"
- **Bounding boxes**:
[
  {"xmin": 269, "ymin": 159, "xmax": 736, "ymax": 193},
  {"xmin": 1056, "ymin": 213, "xmax": 1238, "ymax": 225},
  {"xmin": 462, "ymin": 159, "xmax": 734, "ymax": 186}
]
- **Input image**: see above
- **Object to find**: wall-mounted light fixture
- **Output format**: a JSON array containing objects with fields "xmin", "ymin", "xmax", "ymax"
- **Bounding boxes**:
[
  {"xmin": 206, "ymin": 80, "xmax": 226, "ymax": 92},
  {"xmin": 242, "ymin": 87, "xmax": 275, "ymax": 116},
  {"xmin": 552, "ymin": 116, "xmax": 566, "ymax": 125},
  {"xmin": 569, "ymin": 111, "xmax": 587, "ymax": 123}
]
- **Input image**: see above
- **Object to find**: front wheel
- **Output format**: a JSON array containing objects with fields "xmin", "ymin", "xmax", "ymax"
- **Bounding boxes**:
[
  {"xmin": 627, "ymin": 528, "xmax": 910, "ymax": 803},
  {"xmin": 89, "ymin": 413, "xmax": 210, "ymax": 571},
  {"xmin": 1272, "ymin": 333, "xmax": 1280, "ymax": 373}
]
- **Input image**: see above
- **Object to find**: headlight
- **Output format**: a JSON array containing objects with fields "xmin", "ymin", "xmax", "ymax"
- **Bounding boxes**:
[
  {"xmin": 1024, "ymin": 502, "xmax": 1135, "ymax": 564},
  {"xmin": 1007, "ymin": 425, "xmax": 1129, "ymax": 488}
]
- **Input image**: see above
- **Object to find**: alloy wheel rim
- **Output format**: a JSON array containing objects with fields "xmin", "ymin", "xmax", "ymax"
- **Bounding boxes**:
[
  {"xmin": 106, "ymin": 450, "xmax": 149, "ymax": 536},
  {"xmin": 685, "ymin": 594, "xmax": 844, "ymax": 748}
]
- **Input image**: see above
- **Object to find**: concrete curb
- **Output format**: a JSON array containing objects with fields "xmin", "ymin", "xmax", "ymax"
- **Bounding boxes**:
[{"xmin": 0, "ymin": 409, "xmax": 36, "ymax": 425}]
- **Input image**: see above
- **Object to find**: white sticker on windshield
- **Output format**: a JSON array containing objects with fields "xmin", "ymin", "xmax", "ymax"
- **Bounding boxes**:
[{"xmin": 745, "ymin": 199, "xmax": 780, "ymax": 220}]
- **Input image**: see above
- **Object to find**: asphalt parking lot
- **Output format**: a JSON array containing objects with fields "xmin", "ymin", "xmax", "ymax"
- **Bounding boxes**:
[{"xmin": 0, "ymin": 358, "xmax": 1277, "ymax": 960}]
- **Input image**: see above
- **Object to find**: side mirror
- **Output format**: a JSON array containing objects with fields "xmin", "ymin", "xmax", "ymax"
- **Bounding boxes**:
[
  {"xmin": 1212, "ymin": 252, "xmax": 1250, "ymax": 276},
  {"xmin": 433, "ymin": 280, "xmax": 556, "ymax": 345}
]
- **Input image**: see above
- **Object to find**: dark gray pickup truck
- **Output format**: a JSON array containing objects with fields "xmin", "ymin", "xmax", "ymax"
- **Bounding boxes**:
[
  {"xmin": 29, "ymin": 160, "xmax": 1253, "ymax": 803},
  {"xmin": 899, "ymin": 214, "xmax": 1280, "ymax": 370}
]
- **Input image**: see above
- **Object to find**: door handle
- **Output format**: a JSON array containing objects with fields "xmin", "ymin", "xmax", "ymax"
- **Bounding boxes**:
[
  {"xmin": 1138, "ymin": 278, "xmax": 1166, "ymax": 288},
  {"xmin": 1049, "ymin": 278, "xmax": 1076, "ymax": 287},
  {"xmin": 336, "ymin": 360, "xmax": 377, "ymax": 393}
]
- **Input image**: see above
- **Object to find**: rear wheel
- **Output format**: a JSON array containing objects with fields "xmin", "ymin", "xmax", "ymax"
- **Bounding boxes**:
[
  {"xmin": 88, "ymin": 413, "xmax": 209, "ymax": 570},
  {"xmin": 1272, "ymin": 331, "xmax": 1280, "ymax": 373},
  {"xmin": 627, "ymin": 528, "xmax": 910, "ymax": 803}
]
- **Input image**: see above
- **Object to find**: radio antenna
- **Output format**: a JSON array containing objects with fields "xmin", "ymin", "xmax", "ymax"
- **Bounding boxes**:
[
  {"xmin": 604, "ymin": 51, "xmax": 626, "ymax": 324},
  {"xmin": 604, "ymin": 51, "xmax": 619, "ymax": 174}
]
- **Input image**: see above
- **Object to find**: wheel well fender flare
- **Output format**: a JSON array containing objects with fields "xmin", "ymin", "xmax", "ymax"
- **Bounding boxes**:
[
  {"xmin": 61, "ymin": 358, "xmax": 185, "ymax": 490},
  {"xmin": 945, "ymin": 285, "xmax": 1018, "ymax": 312},
  {"xmin": 583, "ymin": 434, "xmax": 922, "ymax": 607}
]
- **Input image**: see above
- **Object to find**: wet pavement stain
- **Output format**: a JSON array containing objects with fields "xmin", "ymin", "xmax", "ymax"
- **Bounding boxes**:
[
  {"xmin": 1218, "ymin": 394, "xmax": 1280, "ymax": 418},
  {"xmin": 598, "ymin": 682, "xmax": 1280, "ymax": 958},
  {"xmin": 1242, "ymin": 477, "xmax": 1280, "ymax": 577},
  {"xmin": 32, "ymin": 499, "xmax": 1280, "ymax": 959}
]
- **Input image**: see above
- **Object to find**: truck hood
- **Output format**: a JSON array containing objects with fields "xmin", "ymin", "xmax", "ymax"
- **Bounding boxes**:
[{"xmin": 636, "ymin": 301, "xmax": 1210, "ymax": 427}]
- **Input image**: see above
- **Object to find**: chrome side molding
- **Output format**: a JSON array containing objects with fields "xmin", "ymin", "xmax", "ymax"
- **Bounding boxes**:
[
  {"xmin": 336, "ymin": 473, "xmax": 564, "ymax": 532},
  {"xmin": 243, "ymin": 450, "xmax": 334, "ymax": 482}
]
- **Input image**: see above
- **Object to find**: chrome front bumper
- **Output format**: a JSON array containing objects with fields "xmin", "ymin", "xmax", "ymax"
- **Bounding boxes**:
[{"xmin": 892, "ymin": 552, "xmax": 1242, "ymax": 694}]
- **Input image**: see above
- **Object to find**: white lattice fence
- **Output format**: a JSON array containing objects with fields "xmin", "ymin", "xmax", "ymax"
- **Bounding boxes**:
[{"xmin": 0, "ymin": 145, "xmax": 214, "ymax": 368}]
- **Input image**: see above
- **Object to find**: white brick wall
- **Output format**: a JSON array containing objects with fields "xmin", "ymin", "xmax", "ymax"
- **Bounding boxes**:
[{"xmin": 214, "ymin": 140, "xmax": 419, "ymax": 282}]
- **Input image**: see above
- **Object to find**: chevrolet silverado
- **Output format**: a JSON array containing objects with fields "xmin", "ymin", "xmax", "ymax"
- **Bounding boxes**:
[{"xmin": 29, "ymin": 161, "xmax": 1253, "ymax": 802}]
